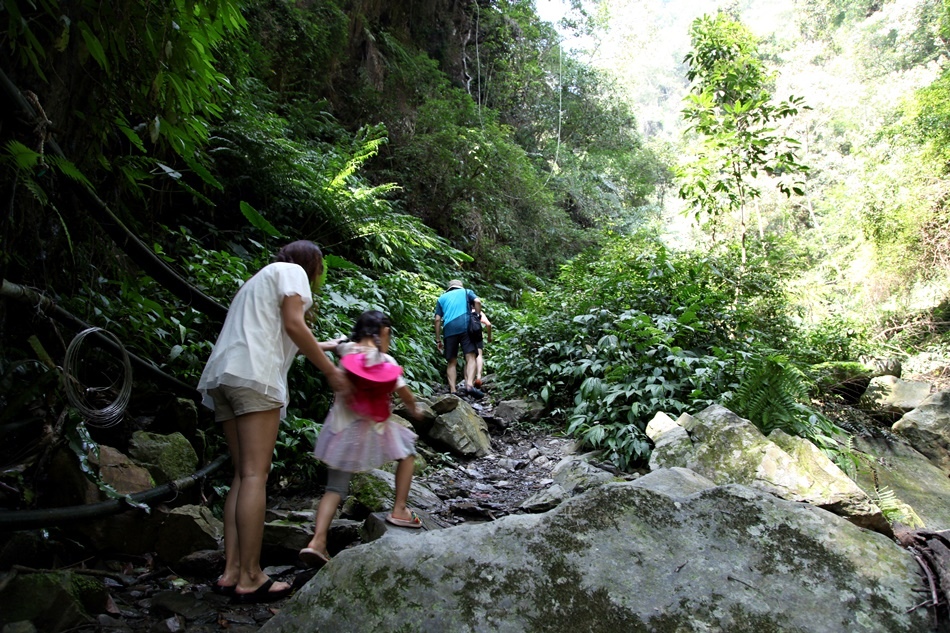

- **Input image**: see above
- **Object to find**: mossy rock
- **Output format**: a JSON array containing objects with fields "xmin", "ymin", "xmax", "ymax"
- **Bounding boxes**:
[
  {"xmin": 129, "ymin": 430, "xmax": 198, "ymax": 484},
  {"xmin": 810, "ymin": 361, "xmax": 871, "ymax": 404},
  {"xmin": 340, "ymin": 471, "xmax": 394, "ymax": 519},
  {"xmin": 0, "ymin": 571, "xmax": 107, "ymax": 631}
]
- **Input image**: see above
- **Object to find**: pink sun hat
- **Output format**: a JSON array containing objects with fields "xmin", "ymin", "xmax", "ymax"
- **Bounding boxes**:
[{"xmin": 340, "ymin": 352, "xmax": 403, "ymax": 422}]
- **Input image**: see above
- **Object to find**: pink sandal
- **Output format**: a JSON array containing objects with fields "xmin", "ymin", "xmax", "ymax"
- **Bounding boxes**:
[{"xmin": 385, "ymin": 509, "xmax": 423, "ymax": 529}]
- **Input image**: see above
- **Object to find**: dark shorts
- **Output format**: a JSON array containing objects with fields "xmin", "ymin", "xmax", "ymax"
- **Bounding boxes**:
[{"xmin": 444, "ymin": 331, "xmax": 477, "ymax": 360}]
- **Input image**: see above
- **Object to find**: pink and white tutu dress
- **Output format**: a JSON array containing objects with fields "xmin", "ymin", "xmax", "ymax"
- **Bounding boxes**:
[{"xmin": 312, "ymin": 342, "xmax": 417, "ymax": 473}]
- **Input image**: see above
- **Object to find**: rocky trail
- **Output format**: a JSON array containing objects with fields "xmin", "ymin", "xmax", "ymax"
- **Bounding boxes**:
[
  {"xmin": 35, "ymin": 393, "xmax": 588, "ymax": 633},
  {"xmin": 9, "ymin": 355, "xmax": 949, "ymax": 632}
]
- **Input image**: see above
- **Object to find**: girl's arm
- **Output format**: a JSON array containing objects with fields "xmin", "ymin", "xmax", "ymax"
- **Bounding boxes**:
[
  {"xmin": 481, "ymin": 313, "xmax": 492, "ymax": 344},
  {"xmin": 395, "ymin": 385, "xmax": 422, "ymax": 421},
  {"xmin": 318, "ymin": 336, "xmax": 347, "ymax": 352},
  {"xmin": 282, "ymin": 294, "xmax": 352, "ymax": 396}
]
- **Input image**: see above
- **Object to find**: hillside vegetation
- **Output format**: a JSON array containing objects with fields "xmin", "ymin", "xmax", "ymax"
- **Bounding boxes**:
[{"xmin": 1, "ymin": 0, "xmax": 949, "ymax": 497}]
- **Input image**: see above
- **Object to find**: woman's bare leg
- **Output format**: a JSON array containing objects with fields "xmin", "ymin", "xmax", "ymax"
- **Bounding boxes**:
[
  {"xmin": 218, "ymin": 419, "xmax": 241, "ymax": 587},
  {"xmin": 232, "ymin": 408, "xmax": 290, "ymax": 595}
]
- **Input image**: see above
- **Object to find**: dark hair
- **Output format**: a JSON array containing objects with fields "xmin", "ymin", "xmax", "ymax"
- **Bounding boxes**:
[
  {"xmin": 350, "ymin": 310, "xmax": 392, "ymax": 344},
  {"xmin": 274, "ymin": 240, "xmax": 323, "ymax": 281}
]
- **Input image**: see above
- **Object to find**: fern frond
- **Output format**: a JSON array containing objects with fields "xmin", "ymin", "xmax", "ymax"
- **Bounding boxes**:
[{"xmin": 875, "ymin": 486, "xmax": 925, "ymax": 528}]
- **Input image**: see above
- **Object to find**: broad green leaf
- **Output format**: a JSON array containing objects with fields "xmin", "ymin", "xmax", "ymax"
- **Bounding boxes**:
[{"xmin": 239, "ymin": 201, "xmax": 283, "ymax": 238}]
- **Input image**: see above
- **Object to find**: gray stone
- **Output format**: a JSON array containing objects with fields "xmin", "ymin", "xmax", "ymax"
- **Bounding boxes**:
[
  {"xmin": 852, "ymin": 434, "xmax": 950, "ymax": 530},
  {"xmin": 518, "ymin": 483, "xmax": 568, "ymax": 513},
  {"xmin": 631, "ymin": 466, "xmax": 716, "ymax": 498},
  {"xmin": 767, "ymin": 429, "xmax": 890, "ymax": 534},
  {"xmin": 155, "ymin": 505, "xmax": 222, "ymax": 565},
  {"xmin": 686, "ymin": 405, "xmax": 888, "ymax": 534},
  {"xmin": 149, "ymin": 591, "xmax": 210, "ymax": 620},
  {"xmin": 550, "ymin": 456, "xmax": 615, "ymax": 495},
  {"xmin": 860, "ymin": 375, "xmax": 932, "ymax": 413},
  {"xmin": 264, "ymin": 515, "xmax": 362, "ymax": 560},
  {"xmin": 892, "ymin": 390, "xmax": 950, "ymax": 474},
  {"xmin": 647, "ymin": 423, "xmax": 694, "ymax": 471},
  {"xmin": 430, "ymin": 394, "xmax": 460, "ymax": 414},
  {"xmin": 261, "ymin": 481, "xmax": 929, "ymax": 633},
  {"xmin": 428, "ymin": 401, "xmax": 492, "ymax": 457},
  {"xmin": 493, "ymin": 399, "xmax": 545, "ymax": 424}
]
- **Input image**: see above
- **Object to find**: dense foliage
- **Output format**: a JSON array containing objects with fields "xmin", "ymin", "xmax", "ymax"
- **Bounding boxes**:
[
  {"xmin": 491, "ymin": 230, "xmax": 840, "ymax": 469},
  {"xmin": 3, "ymin": 0, "xmax": 950, "ymax": 505}
]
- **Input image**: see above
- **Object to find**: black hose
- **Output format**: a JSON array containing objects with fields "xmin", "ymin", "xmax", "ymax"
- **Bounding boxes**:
[{"xmin": 0, "ymin": 454, "xmax": 229, "ymax": 531}]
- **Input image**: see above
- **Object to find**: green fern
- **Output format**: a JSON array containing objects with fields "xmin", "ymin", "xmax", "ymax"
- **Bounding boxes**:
[
  {"xmin": 729, "ymin": 354, "xmax": 811, "ymax": 434},
  {"xmin": 875, "ymin": 486, "xmax": 925, "ymax": 528}
]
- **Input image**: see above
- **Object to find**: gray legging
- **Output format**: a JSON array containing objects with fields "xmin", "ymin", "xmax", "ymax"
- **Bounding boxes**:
[
  {"xmin": 325, "ymin": 455, "xmax": 413, "ymax": 500},
  {"xmin": 325, "ymin": 468, "xmax": 353, "ymax": 499}
]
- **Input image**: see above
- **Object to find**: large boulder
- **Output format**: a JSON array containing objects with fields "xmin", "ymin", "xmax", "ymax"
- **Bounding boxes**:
[
  {"xmin": 892, "ymin": 390, "xmax": 950, "ymax": 475},
  {"xmin": 653, "ymin": 405, "xmax": 888, "ymax": 533},
  {"xmin": 852, "ymin": 433, "xmax": 950, "ymax": 530},
  {"xmin": 262, "ymin": 473, "xmax": 929, "ymax": 633},
  {"xmin": 860, "ymin": 376, "xmax": 932, "ymax": 414}
]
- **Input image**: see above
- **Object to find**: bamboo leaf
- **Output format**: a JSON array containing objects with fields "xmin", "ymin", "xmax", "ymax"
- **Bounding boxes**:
[
  {"xmin": 239, "ymin": 201, "xmax": 283, "ymax": 238},
  {"xmin": 78, "ymin": 22, "xmax": 110, "ymax": 73}
]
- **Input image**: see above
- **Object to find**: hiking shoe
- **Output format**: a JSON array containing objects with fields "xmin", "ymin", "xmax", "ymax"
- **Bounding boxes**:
[
  {"xmin": 467, "ymin": 386, "xmax": 485, "ymax": 399},
  {"xmin": 473, "ymin": 379, "xmax": 483, "ymax": 388}
]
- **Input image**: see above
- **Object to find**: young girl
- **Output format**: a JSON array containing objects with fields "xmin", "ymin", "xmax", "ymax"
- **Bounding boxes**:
[
  {"xmin": 299, "ymin": 310, "xmax": 423, "ymax": 568},
  {"xmin": 471, "ymin": 297, "xmax": 492, "ymax": 388}
]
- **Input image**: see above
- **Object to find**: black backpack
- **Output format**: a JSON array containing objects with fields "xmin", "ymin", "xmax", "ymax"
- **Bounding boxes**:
[{"xmin": 468, "ymin": 298, "xmax": 483, "ymax": 341}]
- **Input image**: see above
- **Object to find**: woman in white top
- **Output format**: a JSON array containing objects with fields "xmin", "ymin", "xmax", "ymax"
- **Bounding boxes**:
[{"xmin": 197, "ymin": 240, "xmax": 350, "ymax": 603}]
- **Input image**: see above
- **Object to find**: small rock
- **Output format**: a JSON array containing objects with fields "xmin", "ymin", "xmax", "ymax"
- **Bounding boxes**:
[{"xmin": 149, "ymin": 615, "xmax": 185, "ymax": 633}]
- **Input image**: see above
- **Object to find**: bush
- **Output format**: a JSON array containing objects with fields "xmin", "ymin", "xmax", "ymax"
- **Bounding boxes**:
[{"xmin": 493, "ymin": 230, "xmax": 802, "ymax": 470}]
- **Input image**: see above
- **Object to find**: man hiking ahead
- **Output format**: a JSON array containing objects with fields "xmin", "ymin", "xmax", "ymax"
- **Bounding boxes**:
[{"xmin": 434, "ymin": 279, "xmax": 484, "ymax": 399}]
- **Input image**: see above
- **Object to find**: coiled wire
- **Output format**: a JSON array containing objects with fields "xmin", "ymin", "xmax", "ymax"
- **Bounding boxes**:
[{"xmin": 62, "ymin": 327, "xmax": 132, "ymax": 428}]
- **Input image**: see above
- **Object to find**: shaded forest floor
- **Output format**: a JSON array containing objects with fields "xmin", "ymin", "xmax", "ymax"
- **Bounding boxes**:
[{"xmin": 37, "ymin": 398, "xmax": 585, "ymax": 632}]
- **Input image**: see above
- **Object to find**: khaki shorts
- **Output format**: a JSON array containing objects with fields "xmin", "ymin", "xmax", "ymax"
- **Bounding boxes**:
[{"xmin": 208, "ymin": 386, "xmax": 283, "ymax": 423}]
